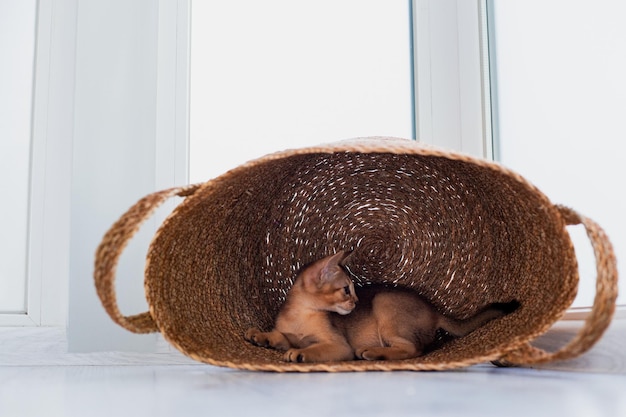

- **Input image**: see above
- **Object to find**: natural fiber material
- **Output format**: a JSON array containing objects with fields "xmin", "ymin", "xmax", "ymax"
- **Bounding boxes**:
[{"xmin": 95, "ymin": 137, "xmax": 618, "ymax": 372}]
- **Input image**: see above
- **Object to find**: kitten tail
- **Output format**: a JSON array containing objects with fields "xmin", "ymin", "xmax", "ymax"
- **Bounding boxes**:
[{"xmin": 438, "ymin": 300, "xmax": 520, "ymax": 338}]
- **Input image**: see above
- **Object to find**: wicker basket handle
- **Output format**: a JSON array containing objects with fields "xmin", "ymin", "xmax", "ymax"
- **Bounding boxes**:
[
  {"xmin": 94, "ymin": 184, "xmax": 202, "ymax": 334},
  {"xmin": 496, "ymin": 205, "xmax": 618, "ymax": 366}
]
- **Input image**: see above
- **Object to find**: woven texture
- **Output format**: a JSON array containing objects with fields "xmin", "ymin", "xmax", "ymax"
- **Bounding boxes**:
[{"xmin": 95, "ymin": 137, "xmax": 618, "ymax": 372}]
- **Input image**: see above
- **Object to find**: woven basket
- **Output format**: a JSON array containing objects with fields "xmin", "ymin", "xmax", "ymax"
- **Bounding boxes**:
[{"xmin": 95, "ymin": 137, "xmax": 618, "ymax": 372}]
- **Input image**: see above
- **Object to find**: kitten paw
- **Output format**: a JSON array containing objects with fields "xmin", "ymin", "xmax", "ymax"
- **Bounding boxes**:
[
  {"xmin": 245, "ymin": 328, "xmax": 291, "ymax": 351},
  {"xmin": 356, "ymin": 346, "xmax": 420, "ymax": 361},
  {"xmin": 245, "ymin": 328, "xmax": 270, "ymax": 348},
  {"xmin": 284, "ymin": 349, "xmax": 306, "ymax": 363},
  {"xmin": 356, "ymin": 347, "xmax": 386, "ymax": 361}
]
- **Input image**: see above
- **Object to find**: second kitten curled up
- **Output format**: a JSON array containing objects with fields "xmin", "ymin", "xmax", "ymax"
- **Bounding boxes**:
[{"xmin": 245, "ymin": 251, "xmax": 519, "ymax": 363}]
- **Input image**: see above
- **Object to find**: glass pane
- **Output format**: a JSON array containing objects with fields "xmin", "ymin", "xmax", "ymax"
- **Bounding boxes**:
[
  {"xmin": 490, "ymin": 0, "xmax": 626, "ymax": 307},
  {"xmin": 0, "ymin": 0, "xmax": 37, "ymax": 313},
  {"xmin": 190, "ymin": 0, "xmax": 414, "ymax": 182}
]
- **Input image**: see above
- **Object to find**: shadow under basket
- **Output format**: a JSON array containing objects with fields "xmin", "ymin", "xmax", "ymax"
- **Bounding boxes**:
[{"xmin": 95, "ymin": 137, "xmax": 618, "ymax": 372}]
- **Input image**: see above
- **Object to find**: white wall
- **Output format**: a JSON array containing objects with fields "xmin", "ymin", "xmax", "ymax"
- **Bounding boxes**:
[
  {"xmin": 490, "ymin": 0, "xmax": 626, "ymax": 307},
  {"xmin": 67, "ymin": 0, "xmax": 188, "ymax": 351},
  {"xmin": 68, "ymin": 0, "xmax": 161, "ymax": 351}
]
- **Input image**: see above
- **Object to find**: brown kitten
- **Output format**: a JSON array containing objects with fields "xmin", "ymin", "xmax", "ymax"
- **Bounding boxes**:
[
  {"xmin": 245, "ymin": 251, "xmax": 358, "ymax": 362},
  {"xmin": 245, "ymin": 251, "xmax": 519, "ymax": 363}
]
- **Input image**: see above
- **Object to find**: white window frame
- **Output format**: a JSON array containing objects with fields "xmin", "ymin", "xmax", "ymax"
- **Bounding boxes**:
[
  {"xmin": 14, "ymin": 0, "xmax": 619, "ymax": 351},
  {"xmin": 412, "ymin": 0, "xmax": 492, "ymax": 159},
  {"xmin": 0, "ymin": 0, "xmax": 76, "ymax": 326},
  {"xmin": 2, "ymin": 0, "xmax": 189, "ymax": 349}
]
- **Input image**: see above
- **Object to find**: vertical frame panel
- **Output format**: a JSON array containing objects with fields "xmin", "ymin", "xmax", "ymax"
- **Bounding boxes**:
[
  {"xmin": 0, "ymin": 0, "xmax": 37, "ymax": 322},
  {"xmin": 412, "ymin": 0, "xmax": 492, "ymax": 158}
]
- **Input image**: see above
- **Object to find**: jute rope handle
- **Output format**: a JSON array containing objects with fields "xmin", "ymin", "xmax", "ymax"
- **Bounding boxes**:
[
  {"xmin": 94, "ymin": 184, "xmax": 202, "ymax": 334},
  {"xmin": 495, "ymin": 205, "xmax": 618, "ymax": 366},
  {"xmin": 95, "ymin": 183, "xmax": 618, "ymax": 366}
]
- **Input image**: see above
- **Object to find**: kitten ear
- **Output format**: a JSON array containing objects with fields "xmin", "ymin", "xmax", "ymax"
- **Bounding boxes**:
[
  {"xmin": 319, "ymin": 251, "xmax": 346, "ymax": 283},
  {"xmin": 340, "ymin": 250, "xmax": 354, "ymax": 266},
  {"xmin": 326, "ymin": 251, "xmax": 346, "ymax": 268}
]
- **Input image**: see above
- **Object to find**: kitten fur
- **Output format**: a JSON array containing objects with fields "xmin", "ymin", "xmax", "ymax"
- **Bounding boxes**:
[{"xmin": 245, "ymin": 251, "xmax": 519, "ymax": 363}]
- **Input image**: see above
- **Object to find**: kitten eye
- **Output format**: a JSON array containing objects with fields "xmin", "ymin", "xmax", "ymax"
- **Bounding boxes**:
[{"xmin": 343, "ymin": 286, "xmax": 351, "ymax": 295}]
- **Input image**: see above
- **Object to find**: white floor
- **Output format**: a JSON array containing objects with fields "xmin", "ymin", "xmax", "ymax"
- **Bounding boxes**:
[
  {"xmin": 1, "ymin": 321, "xmax": 625, "ymax": 417},
  {"xmin": 3, "ymin": 364, "xmax": 626, "ymax": 417}
]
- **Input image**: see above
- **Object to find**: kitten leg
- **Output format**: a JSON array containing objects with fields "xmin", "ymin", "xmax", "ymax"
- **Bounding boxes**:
[
  {"xmin": 284, "ymin": 342, "xmax": 354, "ymax": 363},
  {"xmin": 354, "ymin": 292, "xmax": 424, "ymax": 361},
  {"xmin": 354, "ymin": 307, "xmax": 423, "ymax": 361},
  {"xmin": 355, "ymin": 336, "xmax": 420, "ymax": 361},
  {"xmin": 245, "ymin": 327, "xmax": 291, "ymax": 351}
]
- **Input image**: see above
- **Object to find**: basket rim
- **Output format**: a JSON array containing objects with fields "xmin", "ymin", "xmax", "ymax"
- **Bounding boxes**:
[
  {"xmin": 94, "ymin": 137, "xmax": 617, "ymax": 371},
  {"xmin": 142, "ymin": 136, "xmax": 581, "ymax": 371},
  {"xmin": 202, "ymin": 136, "xmax": 552, "ymax": 209}
]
